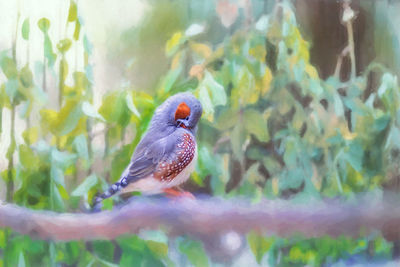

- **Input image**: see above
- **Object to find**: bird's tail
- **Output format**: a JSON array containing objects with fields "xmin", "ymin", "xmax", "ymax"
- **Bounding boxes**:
[{"xmin": 92, "ymin": 177, "xmax": 129, "ymax": 206}]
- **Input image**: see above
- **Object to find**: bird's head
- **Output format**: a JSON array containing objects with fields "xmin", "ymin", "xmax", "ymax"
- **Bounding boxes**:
[{"xmin": 150, "ymin": 92, "xmax": 203, "ymax": 134}]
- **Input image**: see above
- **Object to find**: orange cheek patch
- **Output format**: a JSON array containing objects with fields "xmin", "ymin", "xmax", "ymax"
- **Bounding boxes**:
[{"xmin": 174, "ymin": 102, "xmax": 191, "ymax": 121}]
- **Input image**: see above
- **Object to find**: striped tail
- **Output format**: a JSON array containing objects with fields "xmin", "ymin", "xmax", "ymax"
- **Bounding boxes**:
[{"xmin": 93, "ymin": 177, "xmax": 129, "ymax": 205}]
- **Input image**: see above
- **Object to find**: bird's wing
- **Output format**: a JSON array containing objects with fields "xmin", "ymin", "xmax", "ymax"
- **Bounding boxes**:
[{"xmin": 123, "ymin": 135, "xmax": 175, "ymax": 184}]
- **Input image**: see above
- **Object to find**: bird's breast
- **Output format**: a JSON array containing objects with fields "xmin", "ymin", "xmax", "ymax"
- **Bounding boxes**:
[{"xmin": 154, "ymin": 133, "xmax": 196, "ymax": 183}]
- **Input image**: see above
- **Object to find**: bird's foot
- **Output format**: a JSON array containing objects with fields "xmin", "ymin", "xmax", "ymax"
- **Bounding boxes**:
[{"xmin": 163, "ymin": 188, "xmax": 195, "ymax": 199}]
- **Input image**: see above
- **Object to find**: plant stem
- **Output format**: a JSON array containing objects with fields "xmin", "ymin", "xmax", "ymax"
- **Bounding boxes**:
[
  {"xmin": 6, "ymin": 107, "xmax": 16, "ymax": 203},
  {"xmin": 346, "ymin": 21, "xmax": 356, "ymax": 80},
  {"xmin": 343, "ymin": 0, "xmax": 356, "ymax": 80},
  {"xmin": 86, "ymin": 119, "xmax": 93, "ymax": 175},
  {"xmin": 43, "ymin": 55, "xmax": 47, "ymax": 92},
  {"xmin": 6, "ymin": 10, "xmax": 20, "ymax": 203}
]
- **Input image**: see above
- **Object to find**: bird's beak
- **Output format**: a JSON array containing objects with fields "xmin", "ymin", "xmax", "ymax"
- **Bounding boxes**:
[{"xmin": 177, "ymin": 119, "xmax": 190, "ymax": 129}]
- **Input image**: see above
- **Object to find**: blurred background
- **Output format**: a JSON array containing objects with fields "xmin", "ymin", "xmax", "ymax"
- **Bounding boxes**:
[{"xmin": 1, "ymin": 0, "xmax": 400, "ymax": 266}]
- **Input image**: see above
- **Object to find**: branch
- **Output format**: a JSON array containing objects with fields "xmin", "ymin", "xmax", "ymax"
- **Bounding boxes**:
[{"xmin": 1, "ymin": 194, "xmax": 400, "ymax": 241}]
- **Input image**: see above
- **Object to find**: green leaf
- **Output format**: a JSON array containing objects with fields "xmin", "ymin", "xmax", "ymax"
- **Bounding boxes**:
[
  {"xmin": 342, "ymin": 141, "xmax": 363, "ymax": 172},
  {"xmin": 56, "ymin": 100, "xmax": 83, "ymax": 135},
  {"xmin": 57, "ymin": 38, "xmax": 72, "ymax": 53},
  {"xmin": 51, "ymin": 149, "xmax": 76, "ymax": 169},
  {"xmin": 52, "ymin": 183, "xmax": 65, "ymax": 210},
  {"xmin": 71, "ymin": 174, "xmax": 98, "ymax": 196},
  {"xmin": 231, "ymin": 124, "xmax": 246, "ymax": 160},
  {"xmin": 248, "ymin": 231, "xmax": 273, "ymax": 264},
  {"xmin": 1, "ymin": 57, "xmax": 18, "ymax": 79},
  {"xmin": 51, "ymin": 165, "xmax": 65, "ymax": 187},
  {"xmin": 244, "ymin": 109, "xmax": 270, "ymax": 142},
  {"xmin": 203, "ymin": 71, "xmax": 227, "ymax": 106},
  {"xmin": 44, "ymin": 35, "xmax": 57, "ymax": 66},
  {"xmin": 19, "ymin": 64, "xmax": 33, "ymax": 88},
  {"xmin": 82, "ymin": 101, "xmax": 105, "ymax": 121},
  {"xmin": 92, "ymin": 241, "xmax": 115, "ymax": 263},
  {"xmin": 333, "ymin": 92, "xmax": 344, "ymax": 117},
  {"xmin": 146, "ymin": 241, "xmax": 168, "ymax": 258},
  {"xmin": 83, "ymin": 35, "xmax": 93, "ymax": 55},
  {"xmin": 163, "ymin": 66, "xmax": 181, "ymax": 92},
  {"xmin": 18, "ymin": 252, "xmax": 25, "ymax": 267},
  {"xmin": 215, "ymin": 108, "xmax": 239, "ymax": 130},
  {"xmin": 21, "ymin": 18, "xmax": 30, "ymax": 40},
  {"xmin": 198, "ymin": 84, "xmax": 214, "ymax": 120},
  {"xmin": 37, "ymin": 18, "xmax": 50, "ymax": 33},
  {"xmin": 125, "ymin": 92, "xmax": 141, "ymax": 118},
  {"xmin": 179, "ymin": 239, "xmax": 209, "ymax": 267},
  {"xmin": 18, "ymin": 144, "xmax": 39, "ymax": 170},
  {"xmin": 68, "ymin": 1, "xmax": 78, "ymax": 22},
  {"xmin": 5, "ymin": 79, "xmax": 19, "ymax": 103},
  {"xmin": 232, "ymin": 66, "xmax": 259, "ymax": 106},
  {"xmin": 165, "ymin": 32, "xmax": 184, "ymax": 56},
  {"xmin": 73, "ymin": 19, "xmax": 81, "ymax": 41},
  {"xmin": 73, "ymin": 134, "xmax": 89, "ymax": 161}
]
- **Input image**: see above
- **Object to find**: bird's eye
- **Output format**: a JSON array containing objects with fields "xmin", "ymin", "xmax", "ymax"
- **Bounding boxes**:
[{"xmin": 185, "ymin": 116, "xmax": 189, "ymax": 120}]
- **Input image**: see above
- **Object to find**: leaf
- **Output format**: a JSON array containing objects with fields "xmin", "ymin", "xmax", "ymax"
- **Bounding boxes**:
[
  {"xmin": 163, "ymin": 67, "xmax": 181, "ymax": 92},
  {"xmin": 68, "ymin": 1, "xmax": 78, "ymax": 22},
  {"xmin": 125, "ymin": 92, "xmax": 141, "ymax": 118},
  {"xmin": 179, "ymin": 239, "xmax": 209, "ymax": 267},
  {"xmin": 57, "ymin": 100, "xmax": 83, "ymax": 135},
  {"xmin": 5, "ymin": 79, "xmax": 19, "ymax": 103},
  {"xmin": 82, "ymin": 101, "xmax": 105, "ymax": 121},
  {"xmin": 203, "ymin": 71, "xmax": 227, "ymax": 106},
  {"xmin": 21, "ymin": 18, "xmax": 30, "ymax": 40},
  {"xmin": 73, "ymin": 18, "xmax": 81, "ymax": 41},
  {"xmin": 44, "ymin": 35, "xmax": 57, "ymax": 66},
  {"xmin": 231, "ymin": 124, "xmax": 247, "ymax": 160},
  {"xmin": 59, "ymin": 58, "xmax": 68, "ymax": 83},
  {"xmin": 255, "ymin": 15, "xmax": 269, "ymax": 32},
  {"xmin": 51, "ymin": 165, "xmax": 65, "ymax": 187},
  {"xmin": 83, "ymin": 35, "xmax": 93, "ymax": 55},
  {"xmin": 166, "ymin": 32, "xmax": 184, "ymax": 56},
  {"xmin": 57, "ymin": 38, "xmax": 72, "ymax": 53},
  {"xmin": 18, "ymin": 252, "xmax": 25, "ymax": 267},
  {"xmin": 1, "ymin": 56, "xmax": 18, "ymax": 79},
  {"xmin": 244, "ymin": 109, "xmax": 270, "ymax": 142},
  {"xmin": 52, "ymin": 183, "xmax": 65, "ymax": 210},
  {"xmin": 333, "ymin": 92, "xmax": 344, "ymax": 117},
  {"xmin": 71, "ymin": 174, "xmax": 98, "ymax": 197},
  {"xmin": 232, "ymin": 66, "xmax": 259, "ymax": 106},
  {"xmin": 261, "ymin": 67, "xmax": 273, "ymax": 95},
  {"xmin": 51, "ymin": 149, "xmax": 77, "ymax": 169},
  {"xmin": 19, "ymin": 64, "xmax": 33, "ymax": 88},
  {"xmin": 73, "ymin": 134, "xmax": 89, "ymax": 161},
  {"xmin": 248, "ymin": 231, "xmax": 273, "ymax": 264},
  {"xmin": 37, "ymin": 18, "xmax": 50, "ymax": 33},
  {"xmin": 185, "ymin": 23, "xmax": 205, "ymax": 37},
  {"xmin": 22, "ymin": 126, "xmax": 39, "ymax": 144},
  {"xmin": 342, "ymin": 141, "xmax": 363, "ymax": 172},
  {"xmin": 146, "ymin": 241, "xmax": 168, "ymax": 258},
  {"xmin": 198, "ymin": 84, "xmax": 214, "ymax": 121},
  {"xmin": 19, "ymin": 144, "xmax": 39, "ymax": 171},
  {"xmin": 190, "ymin": 42, "xmax": 212, "ymax": 59}
]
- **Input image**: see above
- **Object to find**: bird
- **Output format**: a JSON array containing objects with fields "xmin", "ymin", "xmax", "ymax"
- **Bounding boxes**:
[{"xmin": 94, "ymin": 92, "xmax": 202, "ymax": 205}]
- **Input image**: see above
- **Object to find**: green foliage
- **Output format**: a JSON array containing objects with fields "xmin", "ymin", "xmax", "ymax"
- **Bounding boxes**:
[{"xmin": 1, "ymin": 0, "xmax": 400, "ymax": 266}]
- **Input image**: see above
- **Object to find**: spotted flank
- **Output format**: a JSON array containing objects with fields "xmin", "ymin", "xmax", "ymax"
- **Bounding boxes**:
[{"xmin": 154, "ymin": 133, "xmax": 196, "ymax": 182}]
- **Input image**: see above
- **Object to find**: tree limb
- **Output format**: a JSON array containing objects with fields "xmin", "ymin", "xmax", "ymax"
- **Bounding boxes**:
[{"xmin": 1, "ymin": 194, "xmax": 400, "ymax": 241}]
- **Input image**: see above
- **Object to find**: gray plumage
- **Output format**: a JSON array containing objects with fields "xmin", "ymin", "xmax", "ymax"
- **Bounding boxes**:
[{"xmin": 94, "ymin": 92, "xmax": 202, "ymax": 205}]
